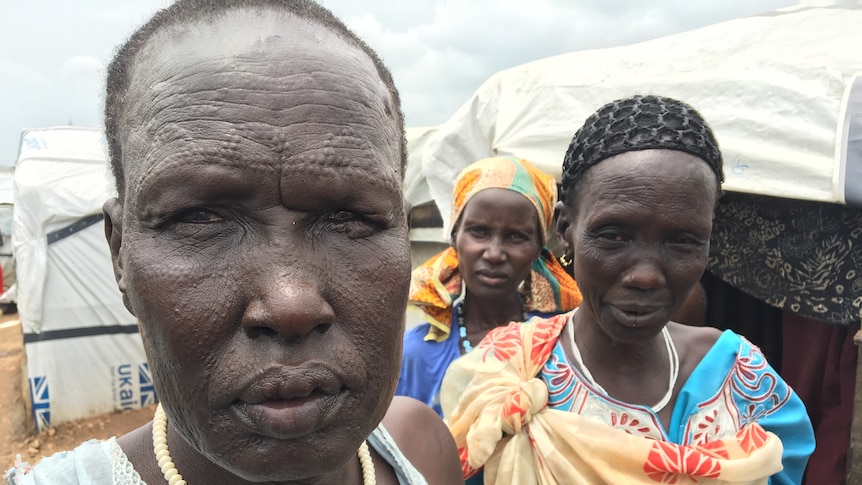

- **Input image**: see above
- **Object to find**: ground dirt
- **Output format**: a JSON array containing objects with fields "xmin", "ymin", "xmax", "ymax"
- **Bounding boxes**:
[{"xmin": 0, "ymin": 314, "xmax": 154, "ymax": 470}]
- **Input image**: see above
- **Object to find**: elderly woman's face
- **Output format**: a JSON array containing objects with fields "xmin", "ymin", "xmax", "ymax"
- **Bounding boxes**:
[
  {"xmin": 106, "ymin": 11, "xmax": 409, "ymax": 481},
  {"xmin": 559, "ymin": 149, "xmax": 717, "ymax": 342}
]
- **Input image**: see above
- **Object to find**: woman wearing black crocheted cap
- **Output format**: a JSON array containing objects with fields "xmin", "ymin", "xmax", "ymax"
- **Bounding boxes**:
[{"xmin": 441, "ymin": 95, "xmax": 815, "ymax": 485}]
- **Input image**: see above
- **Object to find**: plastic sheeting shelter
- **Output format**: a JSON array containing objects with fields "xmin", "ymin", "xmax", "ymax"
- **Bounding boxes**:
[
  {"xmin": 0, "ymin": 167, "xmax": 15, "ymax": 293},
  {"xmin": 405, "ymin": 126, "xmax": 449, "ymax": 261},
  {"xmin": 0, "ymin": 167, "xmax": 13, "ymax": 205},
  {"xmin": 14, "ymin": 126, "xmax": 151, "ymax": 430},
  {"xmin": 405, "ymin": 126, "xmax": 438, "ymax": 212},
  {"xmin": 422, "ymin": 5, "xmax": 862, "ymax": 229},
  {"xmin": 420, "ymin": 5, "xmax": 862, "ymax": 325}
]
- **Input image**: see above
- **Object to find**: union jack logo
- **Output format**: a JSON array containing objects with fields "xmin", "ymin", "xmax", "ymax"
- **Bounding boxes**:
[
  {"xmin": 29, "ymin": 376, "xmax": 50, "ymax": 432},
  {"xmin": 139, "ymin": 363, "xmax": 158, "ymax": 405}
]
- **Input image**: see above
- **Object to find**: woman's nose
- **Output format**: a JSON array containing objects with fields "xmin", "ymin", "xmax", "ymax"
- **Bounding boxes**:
[
  {"xmin": 482, "ymin": 237, "xmax": 506, "ymax": 262},
  {"xmin": 622, "ymin": 258, "xmax": 666, "ymax": 290},
  {"xmin": 241, "ymin": 271, "xmax": 336, "ymax": 343}
]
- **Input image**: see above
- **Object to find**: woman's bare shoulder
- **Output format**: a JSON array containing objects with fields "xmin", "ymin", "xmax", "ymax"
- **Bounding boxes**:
[
  {"xmin": 382, "ymin": 396, "xmax": 464, "ymax": 485},
  {"xmin": 668, "ymin": 322, "xmax": 723, "ymax": 374}
]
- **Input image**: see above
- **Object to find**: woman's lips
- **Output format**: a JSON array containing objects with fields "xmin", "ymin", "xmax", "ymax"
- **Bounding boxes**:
[
  {"xmin": 232, "ymin": 389, "xmax": 344, "ymax": 439},
  {"xmin": 225, "ymin": 365, "xmax": 349, "ymax": 440},
  {"xmin": 476, "ymin": 271, "xmax": 508, "ymax": 287},
  {"xmin": 609, "ymin": 304, "xmax": 665, "ymax": 327}
]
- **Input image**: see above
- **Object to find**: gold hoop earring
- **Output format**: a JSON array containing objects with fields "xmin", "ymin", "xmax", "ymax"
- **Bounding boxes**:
[{"xmin": 559, "ymin": 254, "xmax": 572, "ymax": 267}]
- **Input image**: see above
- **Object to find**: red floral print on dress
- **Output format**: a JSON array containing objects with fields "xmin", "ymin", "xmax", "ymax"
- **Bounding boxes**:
[
  {"xmin": 738, "ymin": 425, "xmax": 768, "ymax": 455},
  {"xmin": 644, "ymin": 440, "xmax": 722, "ymax": 483}
]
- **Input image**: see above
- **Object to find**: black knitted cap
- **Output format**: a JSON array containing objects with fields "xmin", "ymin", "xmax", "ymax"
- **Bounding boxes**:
[{"xmin": 561, "ymin": 94, "xmax": 724, "ymax": 202}]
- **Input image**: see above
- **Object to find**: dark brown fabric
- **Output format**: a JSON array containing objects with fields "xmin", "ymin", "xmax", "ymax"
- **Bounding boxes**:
[
  {"xmin": 782, "ymin": 314, "xmax": 858, "ymax": 485},
  {"xmin": 701, "ymin": 270, "xmax": 784, "ymax": 368}
]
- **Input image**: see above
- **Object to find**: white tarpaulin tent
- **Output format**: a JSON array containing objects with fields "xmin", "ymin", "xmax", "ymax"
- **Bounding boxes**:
[
  {"xmin": 0, "ymin": 167, "xmax": 15, "ymax": 293},
  {"xmin": 421, "ymin": 5, "xmax": 862, "ymax": 231},
  {"xmin": 405, "ymin": 126, "xmax": 438, "ymax": 210},
  {"xmin": 14, "ymin": 126, "xmax": 151, "ymax": 430},
  {"xmin": 0, "ymin": 167, "xmax": 13, "ymax": 205}
]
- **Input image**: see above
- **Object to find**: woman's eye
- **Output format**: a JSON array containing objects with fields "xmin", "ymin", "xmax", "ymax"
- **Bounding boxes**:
[
  {"xmin": 328, "ymin": 210, "xmax": 357, "ymax": 223},
  {"xmin": 467, "ymin": 227, "xmax": 489, "ymax": 237},
  {"xmin": 669, "ymin": 235, "xmax": 705, "ymax": 247},
  {"xmin": 599, "ymin": 232, "xmax": 624, "ymax": 242},
  {"xmin": 162, "ymin": 208, "xmax": 233, "ymax": 243},
  {"xmin": 321, "ymin": 210, "xmax": 378, "ymax": 238},
  {"xmin": 175, "ymin": 209, "xmax": 224, "ymax": 224},
  {"xmin": 508, "ymin": 232, "xmax": 529, "ymax": 242}
]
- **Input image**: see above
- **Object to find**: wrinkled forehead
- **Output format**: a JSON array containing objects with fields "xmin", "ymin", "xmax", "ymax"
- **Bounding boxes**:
[
  {"xmin": 132, "ymin": 7, "xmax": 363, "ymax": 70},
  {"xmin": 574, "ymin": 149, "xmax": 719, "ymax": 208},
  {"xmin": 118, "ymin": 7, "xmax": 400, "ymax": 187}
]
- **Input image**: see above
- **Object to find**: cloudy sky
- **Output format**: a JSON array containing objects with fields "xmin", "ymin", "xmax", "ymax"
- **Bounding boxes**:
[{"xmin": 0, "ymin": 0, "xmax": 795, "ymax": 166}]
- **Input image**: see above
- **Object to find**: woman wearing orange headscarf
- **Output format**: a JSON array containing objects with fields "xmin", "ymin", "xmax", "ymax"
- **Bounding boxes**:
[{"xmin": 396, "ymin": 156, "xmax": 581, "ymax": 416}]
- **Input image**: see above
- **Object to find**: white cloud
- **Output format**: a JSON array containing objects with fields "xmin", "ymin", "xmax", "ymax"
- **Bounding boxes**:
[
  {"xmin": 60, "ymin": 56, "xmax": 104, "ymax": 81},
  {"xmin": 332, "ymin": 0, "xmax": 795, "ymax": 126},
  {"xmin": 0, "ymin": 0, "xmax": 796, "ymax": 164}
]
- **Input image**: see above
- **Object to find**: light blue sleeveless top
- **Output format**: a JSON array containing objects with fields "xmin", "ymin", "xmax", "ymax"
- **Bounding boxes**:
[{"xmin": 5, "ymin": 424, "xmax": 426, "ymax": 485}]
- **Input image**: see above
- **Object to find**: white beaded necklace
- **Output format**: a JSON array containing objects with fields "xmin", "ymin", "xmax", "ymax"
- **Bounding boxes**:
[
  {"xmin": 152, "ymin": 403, "xmax": 376, "ymax": 485},
  {"xmin": 566, "ymin": 313, "xmax": 679, "ymax": 413}
]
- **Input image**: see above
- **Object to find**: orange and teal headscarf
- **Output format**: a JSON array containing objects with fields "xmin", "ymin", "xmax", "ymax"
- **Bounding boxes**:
[{"xmin": 408, "ymin": 156, "xmax": 581, "ymax": 342}]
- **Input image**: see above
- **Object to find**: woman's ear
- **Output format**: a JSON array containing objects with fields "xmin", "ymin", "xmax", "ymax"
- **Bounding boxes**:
[
  {"xmin": 449, "ymin": 220, "xmax": 459, "ymax": 248},
  {"xmin": 554, "ymin": 201, "xmax": 577, "ymax": 278},
  {"xmin": 103, "ymin": 197, "xmax": 134, "ymax": 315},
  {"xmin": 553, "ymin": 201, "xmax": 571, "ymax": 254}
]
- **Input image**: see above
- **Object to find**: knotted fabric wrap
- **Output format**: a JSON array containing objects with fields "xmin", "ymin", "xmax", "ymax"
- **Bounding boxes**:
[
  {"xmin": 441, "ymin": 313, "xmax": 785, "ymax": 484},
  {"xmin": 408, "ymin": 157, "xmax": 581, "ymax": 342}
]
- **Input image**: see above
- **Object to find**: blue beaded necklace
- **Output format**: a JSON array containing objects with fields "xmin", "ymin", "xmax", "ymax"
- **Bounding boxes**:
[
  {"xmin": 457, "ymin": 295, "xmax": 527, "ymax": 354},
  {"xmin": 457, "ymin": 303, "xmax": 474, "ymax": 353}
]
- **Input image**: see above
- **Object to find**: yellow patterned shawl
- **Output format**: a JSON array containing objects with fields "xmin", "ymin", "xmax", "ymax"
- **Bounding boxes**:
[
  {"xmin": 408, "ymin": 157, "xmax": 581, "ymax": 342},
  {"xmin": 441, "ymin": 313, "xmax": 785, "ymax": 485}
]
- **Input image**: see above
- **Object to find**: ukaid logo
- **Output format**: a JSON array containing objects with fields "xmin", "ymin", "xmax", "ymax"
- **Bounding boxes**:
[
  {"xmin": 29, "ymin": 376, "xmax": 50, "ymax": 432},
  {"xmin": 112, "ymin": 363, "xmax": 159, "ymax": 410}
]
